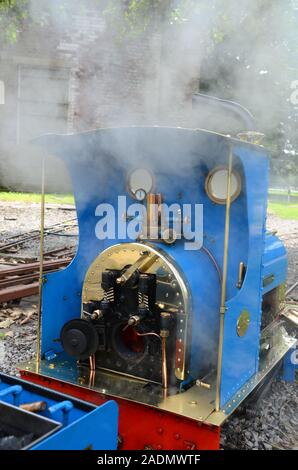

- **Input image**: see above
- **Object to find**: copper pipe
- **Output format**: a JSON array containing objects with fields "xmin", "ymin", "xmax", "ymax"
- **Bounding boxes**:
[
  {"xmin": 146, "ymin": 193, "xmax": 162, "ymax": 239},
  {"xmin": 131, "ymin": 329, "xmax": 167, "ymax": 391},
  {"xmin": 156, "ymin": 193, "xmax": 163, "ymax": 230},
  {"xmin": 135, "ymin": 331, "xmax": 161, "ymax": 341},
  {"xmin": 89, "ymin": 354, "xmax": 96, "ymax": 371},
  {"xmin": 88, "ymin": 354, "xmax": 96, "ymax": 387},
  {"xmin": 20, "ymin": 401, "xmax": 47, "ymax": 413},
  {"xmin": 36, "ymin": 156, "xmax": 45, "ymax": 373},
  {"xmin": 215, "ymin": 144, "xmax": 233, "ymax": 412},
  {"xmin": 161, "ymin": 335, "xmax": 168, "ymax": 391},
  {"xmin": 136, "ymin": 329, "xmax": 167, "ymax": 390},
  {"xmin": 147, "ymin": 193, "xmax": 158, "ymax": 231},
  {"xmin": 89, "ymin": 370, "xmax": 95, "ymax": 388}
]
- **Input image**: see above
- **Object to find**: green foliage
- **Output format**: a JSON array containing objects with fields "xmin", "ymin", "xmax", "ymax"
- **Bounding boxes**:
[
  {"xmin": 0, "ymin": 0, "xmax": 29, "ymax": 43},
  {"xmin": 104, "ymin": 0, "xmax": 171, "ymax": 36}
]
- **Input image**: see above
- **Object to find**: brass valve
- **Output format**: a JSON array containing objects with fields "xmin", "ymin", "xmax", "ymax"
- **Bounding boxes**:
[
  {"xmin": 91, "ymin": 310, "xmax": 103, "ymax": 321},
  {"xmin": 127, "ymin": 315, "xmax": 141, "ymax": 326}
]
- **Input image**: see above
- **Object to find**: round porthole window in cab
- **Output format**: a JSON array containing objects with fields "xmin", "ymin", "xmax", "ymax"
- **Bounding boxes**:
[{"xmin": 205, "ymin": 166, "xmax": 241, "ymax": 204}]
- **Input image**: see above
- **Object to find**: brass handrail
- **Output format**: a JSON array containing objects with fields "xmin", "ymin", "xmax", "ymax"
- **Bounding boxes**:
[
  {"xmin": 215, "ymin": 143, "xmax": 233, "ymax": 412},
  {"xmin": 36, "ymin": 156, "xmax": 45, "ymax": 372}
]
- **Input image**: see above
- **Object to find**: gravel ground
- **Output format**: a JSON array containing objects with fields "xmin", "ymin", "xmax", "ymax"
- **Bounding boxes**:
[
  {"xmin": 0, "ymin": 202, "xmax": 77, "ymax": 373},
  {"xmin": 0, "ymin": 202, "xmax": 297, "ymax": 450},
  {"xmin": 0, "ymin": 201, "xmax": 77, "ymax": 259},
  {"xmin": 0, "ymin": 299, "xmax": 38, "ymax": 374},
  {"xmin": 222, "ymin": 211, "xmax": 298, "ymax": 450},
  {"xmin": 267, "ymin": 211, "xmax": 298, "ymax": 300},
  {"xmin": 221, "ymin": 379, "xmax": 298, "ymax": 449}
]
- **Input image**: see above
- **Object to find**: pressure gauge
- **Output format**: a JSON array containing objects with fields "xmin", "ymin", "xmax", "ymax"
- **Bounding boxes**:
[
  {"xmin": 127, "ymin": 168, "xmax": 154, "ymax": 200},
  {"xmin": 134, "ymin": 188, "xmax": 147, "ymax": 202}
]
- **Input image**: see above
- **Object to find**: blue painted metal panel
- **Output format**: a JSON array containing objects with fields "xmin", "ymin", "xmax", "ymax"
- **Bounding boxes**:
[
  {"xmin": 0, "ymin": 373, "xmax": 118, "ymax": 450},
  {"xmin": 32, "ymin": 401, "xmax": 118, "ymax": 450},
  {"xmin": 220, "ymin": 146, "xmax": 269, "ymax": 406},
  {"xmin": 282, "ymin": 345, "xmax": 297, "ymax": 382},
  {"xmin": 262, "ymin": 234, "xmax": 287, "ymax": 294},
  {"xmin": 0, "ymin": 378, "xmax": 85, "ymax": 423},
  {"xmin": 33, "ymin": 127, "xmax": 288, "ymax": 411},
  {"xmin": 34, "ymin": 128, "xmax": 249, "ymax": 381},
  {"xmin": 159, "ymin": 242, "xmax": 221, "ymax": 377}
]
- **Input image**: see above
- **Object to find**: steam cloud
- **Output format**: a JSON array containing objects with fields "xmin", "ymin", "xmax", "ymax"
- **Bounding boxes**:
[{"xmin": 0, "ymin": 0, "xmax": 296, "ymax": 190}]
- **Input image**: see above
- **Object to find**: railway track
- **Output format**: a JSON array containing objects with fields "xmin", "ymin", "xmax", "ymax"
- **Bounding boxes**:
[
  {"xmin": 0, "ymin": 218, "xmax": 77, "ymax": 304},
  {"xmin": 0, "ymin": 257, "xmax": 72, "ymax": 303},
  {"xmin": 0, "ymin": 218, "xmax": 77, "ymax": 253}
]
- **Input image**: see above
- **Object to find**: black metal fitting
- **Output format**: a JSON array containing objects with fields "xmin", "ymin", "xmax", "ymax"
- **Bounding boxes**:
[
  {"xmin": 101, "ymin": 270, "xmax": 118, "ymax": 291},
  {"xmin": 139, "ymin": 273, "xmax": 155, "ymax": 295},
  {"xmin": 160, "ymin": 311, "xmax": 172, "ymax": 331},
  {"xmin": 100, "ymin": 299, "xmax": 111, "ymax": 313}
]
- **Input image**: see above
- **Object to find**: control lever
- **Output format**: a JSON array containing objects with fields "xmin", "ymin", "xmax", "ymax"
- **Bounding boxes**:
[{"xmin": 116, "ymin": 252, "xmax": 158, "ymax": 285}]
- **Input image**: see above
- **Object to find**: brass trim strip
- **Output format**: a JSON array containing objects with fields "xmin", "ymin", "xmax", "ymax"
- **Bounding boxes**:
[
  {"xmin": 215, "ymin": 143, "xmax": 233, "ymax": 412},
  {"xmin": 36, "ymin": 156, "xmax": 45, "ymax": 373}
]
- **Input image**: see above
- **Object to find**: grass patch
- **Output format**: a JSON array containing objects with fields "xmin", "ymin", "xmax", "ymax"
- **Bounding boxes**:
[
  {"xmin": 1, "ymin": 191, "xmax": 297, "ymax": 220},
  {"xmin": 268, "ymin": 202, "xmax": 298, "ymax": 220},
  {"xmin": 0, "ymin": 192, "xmax": 74, "ymax": 205}
]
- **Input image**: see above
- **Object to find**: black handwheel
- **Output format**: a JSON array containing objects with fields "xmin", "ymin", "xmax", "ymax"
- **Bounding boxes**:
[{"xmin": 60, "ymin": 319, "xmax": 99, "ymax": 360}]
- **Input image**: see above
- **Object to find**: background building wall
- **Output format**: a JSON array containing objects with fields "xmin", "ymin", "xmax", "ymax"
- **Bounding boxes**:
[{"xmin": 0, "ymin": 5, "xmax": 200, "ymax": 192}]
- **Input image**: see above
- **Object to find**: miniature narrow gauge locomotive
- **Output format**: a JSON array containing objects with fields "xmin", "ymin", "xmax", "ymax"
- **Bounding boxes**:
[{"xmin": 17, "ymin": 125, "xmax": 295, "ymax": 450}]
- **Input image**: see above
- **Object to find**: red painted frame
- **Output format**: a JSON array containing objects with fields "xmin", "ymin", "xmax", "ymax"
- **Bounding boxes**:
[{"xmin": 20, "ymin": 370, "xmax": 220, "ymax": 450}]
